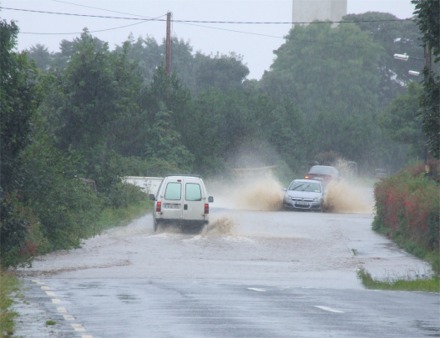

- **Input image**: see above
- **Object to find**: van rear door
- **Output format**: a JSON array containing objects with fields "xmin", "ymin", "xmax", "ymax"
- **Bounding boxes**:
[
  {"xmin": 162, "ymin": 180, "xmax": 184, "ymax": 220},
  {"xmin": 183, "ymin": 180, "xmax": 205, "ymax": 221}
]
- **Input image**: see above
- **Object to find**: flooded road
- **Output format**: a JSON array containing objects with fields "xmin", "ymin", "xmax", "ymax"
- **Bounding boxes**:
[{"xmin": 13, "ymin": 206, "xmax": 438, "ymax": 337}]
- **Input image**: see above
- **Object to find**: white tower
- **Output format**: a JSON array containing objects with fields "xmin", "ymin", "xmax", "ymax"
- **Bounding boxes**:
[{"xmin": 292, "ymin": 0, "xmax": 347, "ymax": 26}]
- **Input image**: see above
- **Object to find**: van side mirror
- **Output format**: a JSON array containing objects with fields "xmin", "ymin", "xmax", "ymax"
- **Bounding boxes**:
[
  {"xmin": 149, "ymin": 194, "xmax": 156, "ymax": 201},
  {"xmin": 208, "ymin": 196, "xmax": 214, "ymax": 203}
]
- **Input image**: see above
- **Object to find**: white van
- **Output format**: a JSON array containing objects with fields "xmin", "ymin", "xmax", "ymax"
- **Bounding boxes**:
[{"xmin": 149, "ymin": 175, "xmax": 214, "ymax": 231}]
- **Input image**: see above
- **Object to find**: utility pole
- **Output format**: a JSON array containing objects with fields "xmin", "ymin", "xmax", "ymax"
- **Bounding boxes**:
[
  {"xmin": 166, "ymin": 12, "xmax": 172, "ymax": 77},
  {"xmin": 424, "ymin": 43, "xmax": 432, "ymax": 175}
]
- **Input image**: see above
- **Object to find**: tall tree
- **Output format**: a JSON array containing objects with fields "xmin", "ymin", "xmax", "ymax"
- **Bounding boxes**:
[
  {"xmin": 0, "ymin": 20, "xmax": 40, "ymax": 193},
  {"xmin": 261, "ymin": 23, "xmax": 384, "ymax": 164},
  {"xmin": 344, "ymin": 12, "xmax": 422, "ymax": 105},
  {"xmin": 0, "ymin": 19, "xmax": 41, "ymax": 265},
  {"xmin": 380, "ymin": 82, "xmax": 426, "ymax": 160},
  {"xmin": 412, "ymin": 0, "xmax": 440, "ymax": 159}
]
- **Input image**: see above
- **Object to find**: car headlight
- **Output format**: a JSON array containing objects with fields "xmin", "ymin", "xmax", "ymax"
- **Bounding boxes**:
[{"xmin": 313, "ymin": 197, "xmax": 320, "ymax": 202}]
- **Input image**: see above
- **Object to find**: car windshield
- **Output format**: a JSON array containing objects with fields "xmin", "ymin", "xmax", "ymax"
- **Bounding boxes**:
[{"xmin": 289, "ymin": 181, "xmax": 321, "ymax": 193}]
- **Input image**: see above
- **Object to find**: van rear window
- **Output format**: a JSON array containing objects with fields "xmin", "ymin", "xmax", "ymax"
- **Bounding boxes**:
[
  {"xmin": 185, "ymin": 183, "xmax": 202, "ymax": 201},
  {"xmin": 164, "ymin": 182, "xmax": 181, "ymax": 200}
]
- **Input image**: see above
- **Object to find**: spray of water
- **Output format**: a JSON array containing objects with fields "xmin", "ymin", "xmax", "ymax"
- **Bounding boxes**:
[
  {"xmin": 324, "ymin": 180, "xmax": 373, "ymax": 213},
  {"xmin": 234, "ymin": 176, "xmax": 284, "ymax": 211},
  {"xmin": 203, "ymin": 217, "xmax": 235, "ymax": 235}
]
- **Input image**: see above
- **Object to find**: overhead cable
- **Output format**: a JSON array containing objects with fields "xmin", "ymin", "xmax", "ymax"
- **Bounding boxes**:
[{"xmin": 0, "ymin": 6, "xmax": 413, "ymax": 25}]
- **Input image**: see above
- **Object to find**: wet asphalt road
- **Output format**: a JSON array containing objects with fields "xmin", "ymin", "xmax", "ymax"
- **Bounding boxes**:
[{"xmin": 13, "ymin": 207, "xmax": 440, "ymax": 337}]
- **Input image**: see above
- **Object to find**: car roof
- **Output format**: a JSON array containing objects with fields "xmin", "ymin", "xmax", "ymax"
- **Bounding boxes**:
[
  {"xmin": 308, "ymin": 165, "xmax": 339, "ymax": 175},
  {"xmin": 164, "ymin": 175, "xmax": 202, "ymax": 179},
  {"xmin": 291, "ymin": 179, "xmax": 322, "ymax": 184}
]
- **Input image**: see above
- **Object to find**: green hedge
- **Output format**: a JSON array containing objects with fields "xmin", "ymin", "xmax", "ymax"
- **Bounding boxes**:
[{"xmin": 373, "ymin": 161, "xmax": 439, "ymax": 273}]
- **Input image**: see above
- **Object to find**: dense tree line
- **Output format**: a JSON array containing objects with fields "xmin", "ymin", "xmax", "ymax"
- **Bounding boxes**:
[
  {"xmin": 412, "ymin": 0, "xmax": 440, "ymax": 159},
  {"xmin": 1, "ymin": 10, "xmax": 437, "ymax": 266}
]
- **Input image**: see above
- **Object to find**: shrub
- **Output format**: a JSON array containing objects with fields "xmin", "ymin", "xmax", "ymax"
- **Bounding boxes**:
[
  {"xmin": 0, "ymin": 192, "xmax": 47, "ymax": 267},
  {"xmin": 104, "ymin": 182, "xmax": 147, "ymax": 209},
  {"xmin": 374, "ymin": 161, "xmax": 439, "ymax": 273}
]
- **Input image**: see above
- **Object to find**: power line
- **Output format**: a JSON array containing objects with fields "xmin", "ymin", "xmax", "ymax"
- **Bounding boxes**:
[
  {"xmin": 0, "ymin": 6, "xmax": 412, "ymax": 25},
  {"xmin": 21, "ymin": 21, "xmax": 149, "ymax": 35},
  {"xmin": 50, "ymin": 0, "xmax": 163, "ymax": 21},
  {"xmin": 0, "ymin": 6, "xmax": 160, "ymax": 21}
]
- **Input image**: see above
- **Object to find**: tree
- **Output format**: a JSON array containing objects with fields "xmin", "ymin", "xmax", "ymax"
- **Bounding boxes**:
[
  {"xmin": 261, "ymin": 23, "xmax": 384, "ymax": 164},
  {"xmin": 380, "ymin": 82, "xmax": 426, "ymax": 159},
  {"xmin": 0, "ymin": 20, "xmax": 40, "ymax": 193},
  {"xmin": 0, "ymin": 19, "xmax": 42, "ymax": 266},
  {"xmin": 191, "ymin": 52, "xmax": 249, "ymax": 94},
  {"xmin": 144, "ymin": 107, "xmax": 194, "ymax": 171},
  {"xmin": 344, "ymin": 12, "xmax": 422, "ymax": 105},
  {"xmin": 412, "ymin": 0, "xmax": 440, "ymax": 159},
  {"xmin": 27, "ymin": 44, "xmax": 53, "ymax": 70},
  {"xmin": 56, "ymin": 30, "xmax": 118, "ymax": 151}
]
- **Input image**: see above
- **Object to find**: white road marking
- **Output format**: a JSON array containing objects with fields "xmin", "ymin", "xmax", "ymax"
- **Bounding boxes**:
[
  {"xmin": 45, "ymin": 291, "xmax": 56, "ymax": 297},
  {"xmin": 72, "ymin": 323, "xmax": 86, "ymax": 332},
  {"xmin": 57, "ymin": 307, "xmax": 67, "ymax": 313},
  {"xmin": 247, "ymin": 287, "xmax": 266, "ymax": 292},
  {"xmin": 36, "ymin": 281, "xmax": 91, "ymax": 336},
  {"xmin": 315, "ymin": 305, "xmax": 344, "ymax": 313}
]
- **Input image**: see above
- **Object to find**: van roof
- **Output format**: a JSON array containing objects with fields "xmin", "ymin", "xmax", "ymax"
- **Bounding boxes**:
[{"xmin": 164, "ymin": 174, "xmax": 201, "ymax": 179}]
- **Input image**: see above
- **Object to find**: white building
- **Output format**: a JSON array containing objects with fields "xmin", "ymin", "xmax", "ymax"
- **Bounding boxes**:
[{"xmin": 292, "ymin": 0, "xmax": 347, "ymax": 26}]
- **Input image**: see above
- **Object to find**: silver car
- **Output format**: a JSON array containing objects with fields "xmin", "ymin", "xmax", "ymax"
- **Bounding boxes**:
[{"xmin": 283, "ymin": 179, "xmax": 325, "ymax": 211}]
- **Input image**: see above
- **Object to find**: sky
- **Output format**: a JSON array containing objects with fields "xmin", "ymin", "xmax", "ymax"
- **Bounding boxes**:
[{"xmin": 0, "ymin": 0, "xmax": 416, "ymax": 79}]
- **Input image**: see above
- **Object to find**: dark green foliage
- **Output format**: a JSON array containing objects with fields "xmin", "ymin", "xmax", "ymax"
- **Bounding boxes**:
[
  {"xmin": 344, "ymin": 12, "xmax": 422, "ymax": 102},
  {"xmin": 379, "ymin": 82, "xmax": 426, "ymax": 160},
  {"xmin": 412, "ymin": 0, "xmax": 440, "ymax": 159},
  {"xmin": 0, "ymin": 19, "xmax": 43, "ymax": 267},
  {"xmin": 56, "ymin": 30, "xmax": 117, "ymax": 152},
  {"xmin": 261, "ymin": 23, "xmax": 384, "ymax": 166},
  {"xmin": 20, "ymin": 135, "xmax": 102, "ymax": 250},
  {"xmin": 0, "ymin": 20, "xmax": 40, "ymax": 193},
  {"xmin": 104, "ymin": 182, "xmax": 147, "ymax": 209}
]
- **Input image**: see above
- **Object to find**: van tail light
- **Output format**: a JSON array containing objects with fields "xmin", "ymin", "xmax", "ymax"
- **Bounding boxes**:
[
  {"xmin": 204, "ymin": 203, "xmax": 209, "ymax": 214},
  {"xmin": 156, "ymin": 201, "xmax": 162, "ymax": 213}
]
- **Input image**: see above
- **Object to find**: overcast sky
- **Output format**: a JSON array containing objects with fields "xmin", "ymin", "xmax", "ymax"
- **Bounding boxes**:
[{"xmin": 0, "ymin": 0, "xmax": 416, "ymax": 79}]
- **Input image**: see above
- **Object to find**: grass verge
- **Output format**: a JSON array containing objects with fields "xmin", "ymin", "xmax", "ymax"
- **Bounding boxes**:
[
  {"xmin": 0, "ymin": 270, "xmax": 20, "ymax": 337},
  {"xmin": 90, "ymin": 199, "xmax": 151, "ymax": 235},
  {"xmin": 358, "ymin": 268, "xmax": 440, "ymax": 292}
]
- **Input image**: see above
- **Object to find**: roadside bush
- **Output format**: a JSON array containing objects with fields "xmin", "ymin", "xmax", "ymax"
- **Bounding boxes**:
[
  {"xmin": 104, "ymin": 182, "xmax": 147, "ymax": 209},
  {"xmin": 374, "ymin": 161, "xmax": 439, "ymax": 273},
  {"xmin": 21, "ymin": 140, "xmax": 103, "ymax": 251},
  {"xmin": 0, "ymin": 192, "xmax": 47, "ymax": 267}
]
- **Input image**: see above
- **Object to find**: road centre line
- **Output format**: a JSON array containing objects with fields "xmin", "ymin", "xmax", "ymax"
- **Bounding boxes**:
[
  {"xmin": 315, "ymin": 305, "xmax": 344, "ymax": 313},
  {"xmin": 72, "ymin": 323, "xmax": 86, "ymax": 332},
  {"xmin": 248, "ymin": 287, "xmax": 266, "ymax": 292},
  {"xmin": 45, "ymin": 291, "xmax": 56, "ymax": 297},
  {"xmin": 57, "ymin": 306, "xmax": 67, "ymax": 313}
]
